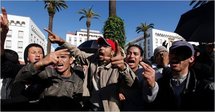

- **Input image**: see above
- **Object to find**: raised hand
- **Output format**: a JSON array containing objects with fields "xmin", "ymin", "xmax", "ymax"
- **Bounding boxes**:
[
  {"xmin": 44, "ymin": 28, "xmax": 65, "ymax": 45},
  {"xmin": 0, "ymin": 7, "xmax": 9, "ymax": 33},
  {"xmin": 139, "ymin": 61, "xmax": 156, "ymax": 88},
  {"xmin": 111, "ymin": 41, "xmax": 126, "ymax": 71},
  {"xmin": 1, "ymin": 7, "xmax": 9, "ymax": 55},
  {"xmin": 35, "ymin": 49, "xmax": 69, "ymax": 69},
  {"xmin": 160, "ymin": 51, "xmax": 169, "ymax": 67}
]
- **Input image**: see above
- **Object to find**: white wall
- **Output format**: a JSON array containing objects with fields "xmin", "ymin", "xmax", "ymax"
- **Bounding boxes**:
[{"xmin": 4, "ymin": 14, "xmax": 47, "ymax": 62}]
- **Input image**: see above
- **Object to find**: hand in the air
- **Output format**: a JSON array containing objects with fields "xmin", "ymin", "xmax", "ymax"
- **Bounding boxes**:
[
  {"xmin": 44, "ymin": 28, "xmax": 65, "ymax": 45},
  {"xmin": 140, "ymin": 61, "xmax": 156, "ymax": 88}
]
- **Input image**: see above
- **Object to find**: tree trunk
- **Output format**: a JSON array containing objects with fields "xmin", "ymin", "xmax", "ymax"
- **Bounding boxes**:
[
  {"xmin": 86, "ymin": 20, "xmax": 91, "ymax": 40},
  {"xmin": 109, "ymin": 0, "xmax": 116, "ymax": 17},
  {"xmin": 47, "ymin": 14, "xmax": 54, "ymax": 54},
  {"xmin": 144, "ymin": 33, "xmax": 147, "ymax": 59}
]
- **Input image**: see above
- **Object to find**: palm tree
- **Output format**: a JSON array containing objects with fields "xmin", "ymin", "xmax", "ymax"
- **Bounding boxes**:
[
  {"xmin": 104, "ymin": 0, "xmax": 126, "ymax": 48},
  {"xmin": 103, "ymin": 16, "xmax": 125, "ymax": 48},
  {"xmin": 189, "ymin": 0, "xmax": 209, "ymax": 8},
  {"xmin": 109, "ymin": 0, "xmax": 116, "ymax": 17},
  {"xmin": 78, "ymin": 6, "xmax": 100, "ymax": 41},
  {"xmin": 44, "ymin": 0, "xmax": 68, "ymax": 54},
  {"xmin": 136, "ymin": 22, "xmax": 154, "ymax": 59}
]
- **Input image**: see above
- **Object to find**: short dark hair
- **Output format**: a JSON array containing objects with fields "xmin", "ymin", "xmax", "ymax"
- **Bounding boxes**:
[
  {"xmin": 126, "ymin": 44, "xmax": 144, "ymax": 56},
  {"xmin": 24, "ymin": 43, "xmax": 45, "ymax": 64}
]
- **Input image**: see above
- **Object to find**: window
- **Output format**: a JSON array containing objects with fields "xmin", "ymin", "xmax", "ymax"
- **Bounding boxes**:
[
  {"xmin": 18, "ymin": 51, "xmax": 22, "ymax": 59},
  {"xmin": 74, "ymin": 37, "xmax": 77, "ymax": 42},
  {"xmin": 18, "ymin": 31, "xmax": 24, "ymax": 39},
  {"xmin": 10, "ymin": 20, "xmax": 15, "ymax": 25},
  {"xmin": 7, "ymin": 30, "xmax": 12, "ymax": 38},
  {"xmin": 21, "ymin": 21, "xmax": 25, "ymax": 27},
  {"xmin": 155, "ymin": 38, "xmax": 158, "ymax": 43},
  {"xmin": 16, "ymin": 21, "xmax": 21, "ymax": 26},
  {"xmin": 6, "ymin": 40, "xmax": 12, "ymax": 48},
  {"xmin": 18, "ymin": 41, "xmax": 23, "ymax": 49},
  {"xmin": 148, "ymin": 52, "xmax": 150, "ymax": 57}
]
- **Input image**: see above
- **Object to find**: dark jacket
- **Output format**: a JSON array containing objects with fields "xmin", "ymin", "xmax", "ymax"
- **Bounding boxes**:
[
  {"xmin": 1, "ymin": 52, "xmax": 23, "ymax": 99},
  {"xmin": 152, "ymin": 68, "xmax": 214, "ymax": 111}
]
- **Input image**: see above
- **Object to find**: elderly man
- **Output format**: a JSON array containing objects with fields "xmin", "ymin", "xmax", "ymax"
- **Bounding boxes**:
[
  {"xmin": 153, "ymin": 46, "xmax": 169, "ymax": 80},
  {"xmin": 153, "ymin": 40, "xmax": 214, "ymax": 111}
]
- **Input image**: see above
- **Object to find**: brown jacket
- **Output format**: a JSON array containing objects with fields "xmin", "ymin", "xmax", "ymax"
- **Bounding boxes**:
[{"xmin": 62, "ymin": 42, "xmax": 136, "ymax": 111}]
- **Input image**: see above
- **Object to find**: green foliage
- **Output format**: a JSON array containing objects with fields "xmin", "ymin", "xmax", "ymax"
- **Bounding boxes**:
[
  {"xmin": 78, "ymin": 6, "xmax": 100, "ymax": 22},
  {"xmin": 189, "ymin": 0, "xmax": 209, "ymax": 9},
  {"xmin": 44, "ymin": 0, "xmax": 68, "ymax": 14},
  {"xmin": 103, "ymin": 16, "xmax": 126, "ymax": 48},
  {"xmin": 136, "ymin": 22, "xmax": 154, "ymax": 38}
]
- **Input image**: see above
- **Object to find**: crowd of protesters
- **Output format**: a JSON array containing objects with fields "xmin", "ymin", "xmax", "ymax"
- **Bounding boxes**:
[{"xmin": 1, "ymin": 7, "xmax": 214, "ymax": 111}]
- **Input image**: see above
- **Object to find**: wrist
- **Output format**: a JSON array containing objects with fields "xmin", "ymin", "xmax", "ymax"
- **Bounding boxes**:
[
  {"xmin": 119, "ymin": 63, "xmax": 127, "ymax": 71},
  {"xmin": 39, "ymin": 61, "xmax": 44, "ymax": 67},
  {"xmin": 58, "ymin": 39, "xmax": 65, "ymax": 46}
]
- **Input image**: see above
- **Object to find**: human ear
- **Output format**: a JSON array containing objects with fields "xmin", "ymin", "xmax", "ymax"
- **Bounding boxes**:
[
  {"xmin": 111, "ymin": 51, "xmax": 115, "ymax": 57},
  {"xmin": 69, "ymin": 57, "xmax": 74, "ymax": 64},
  {"xmin": 189, "ymin": 56, "xmax": 195, "ymax": 63},
  {"xmin": 139, "ymin": 56, "xmax": 143, "ymax": 62}
]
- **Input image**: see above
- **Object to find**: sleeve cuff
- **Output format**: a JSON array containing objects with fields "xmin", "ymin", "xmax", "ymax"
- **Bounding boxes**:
[{"xmin": 150, "ymin": 82, "xmax": 159, "ymax": 95}]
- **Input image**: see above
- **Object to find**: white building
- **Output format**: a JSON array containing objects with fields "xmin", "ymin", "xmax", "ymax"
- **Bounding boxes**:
[
  {"xmin": 66, "ymin": 29, "xmax": 103, "ymax": 47},
  {"xmin": 4, "ymin": 14, "xmax": 48, "ymax": 63},
  {"xmin": 125, "ymin": 28, "xmax": 184, "ymax": 59}
]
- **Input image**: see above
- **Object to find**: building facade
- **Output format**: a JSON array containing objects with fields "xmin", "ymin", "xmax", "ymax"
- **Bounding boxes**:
[
  {"xmin": 4, "ymin": 14, "xmax": 47, "ymax": 63},
  {"xmin": 125, "ymin": 28, "xmax": 184, "ymax": 59},
  {"xmin": 66, "ymin": 29, "xmax": 103, "ymax": 47}
]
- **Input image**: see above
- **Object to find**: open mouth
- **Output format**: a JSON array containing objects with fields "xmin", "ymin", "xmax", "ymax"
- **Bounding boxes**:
[
  {"xmin": 56, "ymin": 63, "xmax": 64, "ymax": 69},
  {"xmin": 98, "ymin": 52, "xmax": 105, "ymax": 59},
  {"xmin": 170, "ymin": 60, "xmax": 180, "ymax": 64},
  {"xmin": 128, "ymin": 60, "xmax": 135, "ymax": 63},
  {"xmin": 35, "ymin": 59, "xmax": 40, "ymax": 62},
  {"xmin": 127, "ymin": 60, "xmax": 135, "ymax": 66},
  {"xmin": 99, "ymin": 52, "xmax": 104, "ymax": 55}
]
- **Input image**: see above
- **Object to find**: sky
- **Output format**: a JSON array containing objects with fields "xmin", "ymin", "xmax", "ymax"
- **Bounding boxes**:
[{"xmin": 1, "ymin": 0, "xmax": 192, "ymax": 44}]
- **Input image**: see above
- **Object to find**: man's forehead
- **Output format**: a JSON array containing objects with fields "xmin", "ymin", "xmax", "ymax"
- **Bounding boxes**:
[
  {"xmin": 128, "ymin": 49, "xmax": 140, "ymax": 53},
  {"xmin": 129, "ymin": 47, "xmax": 141, "ymax": 51},
  {"xmin": 57, "ymin": 54, "xmax": 70, "ymax": 57}
]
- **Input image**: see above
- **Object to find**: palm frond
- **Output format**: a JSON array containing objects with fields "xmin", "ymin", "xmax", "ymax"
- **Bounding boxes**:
[{"xmin": 79, "ymin": 16, "xmax": 86, "ymax": 21}]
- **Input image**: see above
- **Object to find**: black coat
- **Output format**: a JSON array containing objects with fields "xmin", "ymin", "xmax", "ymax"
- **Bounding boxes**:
[{"xmin": 152, "ymin": 68, "xmax": 214, "ymax": 111}]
